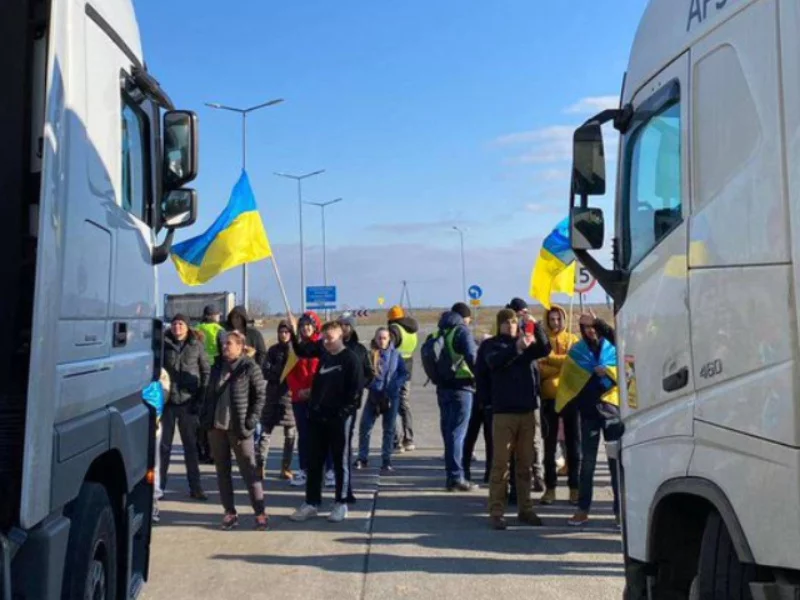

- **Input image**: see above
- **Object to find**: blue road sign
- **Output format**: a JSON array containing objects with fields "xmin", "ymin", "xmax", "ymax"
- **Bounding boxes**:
[
  {"xmin": 468, "ymin": 285, "xmax": 483, "ymax": 300},
  {"xmin": 306, "ymin": 286, "xmax": 337, "ymax": 310}
]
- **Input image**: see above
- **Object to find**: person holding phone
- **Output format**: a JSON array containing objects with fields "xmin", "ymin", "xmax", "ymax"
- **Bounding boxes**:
[{"xmin": 484, "ymin": 308, "xmax": 551, "ymax": 530}]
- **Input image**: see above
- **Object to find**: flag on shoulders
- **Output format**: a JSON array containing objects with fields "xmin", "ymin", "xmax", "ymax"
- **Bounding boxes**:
[{"xmin": 171, "ymin": 170, "xmax": 272, "ymax": 286}]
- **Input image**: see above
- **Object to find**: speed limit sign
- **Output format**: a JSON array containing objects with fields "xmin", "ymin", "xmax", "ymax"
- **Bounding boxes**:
[{"xmin": 575, "ymin": 265, "xmax": 597, "ymax": 294}]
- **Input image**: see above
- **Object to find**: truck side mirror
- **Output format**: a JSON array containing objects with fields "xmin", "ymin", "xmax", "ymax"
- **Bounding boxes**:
[
  {"xmin": 572, "ymin": 122, "xmax": 606, "ymax": 197},
  {"xmin": 571, "ymin": 206, "xmax": 605, "ymax": 250},
  {"xmin": 163, "ymin": 110, "xmax": 199, "ymax": 190},
  {"xmin": 161, "ymin": 189, "xmax": 197, "ymax": 229}
]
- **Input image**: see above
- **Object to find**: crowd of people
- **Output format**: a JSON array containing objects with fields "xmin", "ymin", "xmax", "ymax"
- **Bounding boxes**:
[{"xmin": 151, "ymin": 298, "xmax": 621, "ymax": 532}]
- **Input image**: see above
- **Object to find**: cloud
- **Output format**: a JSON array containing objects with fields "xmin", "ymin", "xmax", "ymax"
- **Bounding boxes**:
[
  {"xmin": 492, "ymin": 125, "xmax": 574, "ymax": 148},
  {"xmin": 564, "ymin": 95, "xmax": 619, "ymax": 115},
  {"xmin": 524, "ymin": 202, "xmax": 561, "ymax": 214}
]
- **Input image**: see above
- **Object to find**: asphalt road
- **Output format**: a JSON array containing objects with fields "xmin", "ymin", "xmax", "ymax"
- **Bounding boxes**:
[{"xmin": 143, "ymin": 341, "xmax": 624, "ymax": 600}]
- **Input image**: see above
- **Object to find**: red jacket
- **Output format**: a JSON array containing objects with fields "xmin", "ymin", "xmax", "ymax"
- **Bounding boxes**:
[{"xmin": 286, "ymin": 311, "xmax": 322, "ymax": 402}]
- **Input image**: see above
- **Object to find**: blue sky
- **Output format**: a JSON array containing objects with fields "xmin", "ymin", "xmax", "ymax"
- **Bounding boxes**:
[{"xmin": 138, "ymin": 0, "xmax": 648, "ymax": 312}]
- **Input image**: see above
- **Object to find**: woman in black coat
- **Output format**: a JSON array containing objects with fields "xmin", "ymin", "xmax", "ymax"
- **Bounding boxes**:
[
  {"xmin": 255, "ymin": 321, "xmax": 297, "ymax": 481},
  {"xmin": 201, "ymin": 330, "xmax": 268, "ymax": 530}
]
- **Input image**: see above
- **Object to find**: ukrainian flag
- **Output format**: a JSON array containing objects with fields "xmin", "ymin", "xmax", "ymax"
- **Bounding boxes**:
[
  {"xmin": 171, "ymin": 171, "xmax": 272, "ymax": 286},
  {"xmin": 555, "ymin": 338, "xmax": 619, "ymax": 413},
  {"xmin": 530, "ymin": 218, "xmax": 576, "ymax": 309}
]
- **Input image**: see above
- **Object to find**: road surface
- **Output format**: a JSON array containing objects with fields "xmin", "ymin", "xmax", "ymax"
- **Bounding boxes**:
[{"xmin": 143, "ymin": 341, "xmax": 624, "ymax": 600}]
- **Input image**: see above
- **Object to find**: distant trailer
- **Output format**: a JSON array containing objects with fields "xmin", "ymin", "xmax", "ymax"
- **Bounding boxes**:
[{"xmin": 163, "ymin": 292, "xmax": 236, "ymax": 323}]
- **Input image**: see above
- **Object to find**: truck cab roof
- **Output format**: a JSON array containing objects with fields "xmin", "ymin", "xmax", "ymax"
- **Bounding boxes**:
[
  {"xmin": 86, "ymin": 0, "xmax": 143, "ymax": 65},
  {"xmin": 625, "ymin": 0, "xmax": 755, "ymax": 103}
]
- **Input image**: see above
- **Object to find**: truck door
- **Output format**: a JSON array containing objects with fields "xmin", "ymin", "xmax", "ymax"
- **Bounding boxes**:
[
  {"xmin": 616, "ymin": 53, "xmax": 695, "ymax": 445},
  {"xmin": 84, "ymin": 10, "xmax": 155, "ymax": 409}
]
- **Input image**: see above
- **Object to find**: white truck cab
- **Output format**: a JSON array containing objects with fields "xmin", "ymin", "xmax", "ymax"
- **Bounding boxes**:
[
  {"xmin": 1, "ymin": 0, "xmax": 199, "ymax": 598},
  {"xmin": 570, "ymin": 0, "xmax": 800, "ymax": 598}
]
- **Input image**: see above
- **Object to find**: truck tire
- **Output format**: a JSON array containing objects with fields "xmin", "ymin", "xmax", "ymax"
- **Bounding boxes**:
[
  {"xmin": 61, "ymin": 482, "xmax": 118, "ymax": 600},
  {"xmin": 694, "ymin": 512, "xmax": 754, "ymax": 600}
]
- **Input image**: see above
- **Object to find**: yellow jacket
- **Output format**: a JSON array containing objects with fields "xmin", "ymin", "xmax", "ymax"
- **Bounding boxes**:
[{"xmin": 538, "ymin": 304, "xmax": 579, "ymax": 401}]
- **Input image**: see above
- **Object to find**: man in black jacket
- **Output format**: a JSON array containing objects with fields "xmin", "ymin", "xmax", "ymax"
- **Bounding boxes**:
[
  {"xmin": 484, "ymin": 309, "xmax": 551, "ymax": 530},
  {"xmin": 161, "ymin": 314, "xmax": 210, "ymax": 500},
  {"xmin": 289, "ymin": 321, "xmax": 364, "ymax": 524}
]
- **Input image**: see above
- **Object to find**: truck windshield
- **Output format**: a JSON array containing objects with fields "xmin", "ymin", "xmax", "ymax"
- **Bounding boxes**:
[{"xmin": 623, "ymin": 101, "xmax": 682, "ymax": 269}]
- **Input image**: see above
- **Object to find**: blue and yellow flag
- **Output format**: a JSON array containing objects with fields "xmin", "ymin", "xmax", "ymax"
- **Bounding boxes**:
[
  {"xmin": 556, "ymin": 338, "xmax": 619, "ymax": 413},
  {"xmin": 530, "ymin": 218, "xmax": 576, "ymax": 309},
  {"xmin": 171, "ymin": 171, "xmax": 272, "ymax": 286}
]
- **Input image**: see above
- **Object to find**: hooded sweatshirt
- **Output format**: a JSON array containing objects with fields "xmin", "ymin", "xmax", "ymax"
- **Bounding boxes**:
[
  {"xmin": 224, "ymin": 306, "xmax": 268, "ymax": 369},
  {"xmin": 539, "ymin": 304, "xmax": 580, "ymax": 401},
  {"xmin": 435, "ymin": 311, "xmax": 478, "ymax": 391},
  {"xmin": 344, "ymin": 329, "xmax": 375, "ymax": 390},
  {"xmin": 286, "ymin": 311, "xmax": 322, "ymax": 402}
]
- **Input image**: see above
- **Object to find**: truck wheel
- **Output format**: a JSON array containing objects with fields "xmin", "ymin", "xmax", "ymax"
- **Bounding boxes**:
[
  {"xmin": 61, "ymin": 482, "xmax": 118, "ymax": 600},
  {"xmin": 694, "ymin": 512, "xmax": 754, "ymax": 600}
]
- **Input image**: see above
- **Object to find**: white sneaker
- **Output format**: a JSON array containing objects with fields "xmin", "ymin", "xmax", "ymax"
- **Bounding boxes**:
[
  {"xmin": 325, "ymin": 470, "xmax": 336, "ymax": 488},
  {"xmin": 328, "ymin": 503, "xmax": 348, "ymax": 523},
  {"xmin": 289, "ymin": 503, "xmax": 319, "ymax": 522},
  {"xmin": 290, "ymin": 470, "xmax": 307, "ymax": 487}
]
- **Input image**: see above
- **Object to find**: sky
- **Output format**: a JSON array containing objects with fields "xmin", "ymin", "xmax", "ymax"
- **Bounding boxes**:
[{"xmin": 136, "ymin": 0, "xmax": 649, "ymax": 313}]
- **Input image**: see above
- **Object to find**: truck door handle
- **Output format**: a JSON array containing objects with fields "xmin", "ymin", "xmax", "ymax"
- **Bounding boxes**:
[
  {"xmin": 113, "ymin": 322, "xmax": 128, "ymax": 347},
  {"xmin": 663, "ymin": 367, "xmax": 688, "ymax": 392}
]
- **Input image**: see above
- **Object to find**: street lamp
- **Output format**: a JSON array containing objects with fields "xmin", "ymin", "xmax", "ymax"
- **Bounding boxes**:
[
  {"xmin": 205, "ymin": 98, "xmax": 284, "ymax": 311},
  {"xmin": 274, "ymin": 170, "xmax": 326, "ymax": 312},
  {"xmin": 305, "ymin": 198, "xmax": 343, "ymax": 287},
  {"xmin": 306, "ymin": 198, "xmax": 343, "ymax": 320},
  {"xmin": 452, "ymin": 226, "xmax": 467, "ymax": 303}
]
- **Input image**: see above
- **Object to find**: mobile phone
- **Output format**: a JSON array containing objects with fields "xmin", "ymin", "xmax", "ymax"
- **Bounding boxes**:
[{"xmin": 522, "ymin": 319, "xmax": 535, "ymax": 336}]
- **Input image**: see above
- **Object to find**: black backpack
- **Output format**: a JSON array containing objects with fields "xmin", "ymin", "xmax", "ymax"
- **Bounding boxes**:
[{"xmin": 421, "ymin": 328, "xmax": 464, "ymax": 386}]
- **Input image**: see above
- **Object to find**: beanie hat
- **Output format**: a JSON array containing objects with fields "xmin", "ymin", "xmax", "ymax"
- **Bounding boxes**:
[
  {"xmin": 203, "ymin": 304, "xmax": 220, "ymax": 318},
  {"xmin": 387, "ymin": 305, "xmax": 405, "ymax": 322},
  {"xmin": 506, "ymin": 297, "xmax": 528, "ymax": 313},
  {"xmin": 337, "ymin": 313, "xmax": 357, "ymax": 329},
  {"xmin": 451, "ymin": 302, "xmax": 472, "ymax": 320},
  {"xmin": 171, "ymin": 313, "xmax": 190, "ymax": 327},
  {"xmin": 277, "ymin": 320, "xmax": 291, "ymax": 333},
  {"xmin": 496, "ymin": 308, "xmax": 518, "ymax": 331}
]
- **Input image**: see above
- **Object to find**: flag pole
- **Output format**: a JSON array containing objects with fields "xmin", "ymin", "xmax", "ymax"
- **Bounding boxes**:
[
  {"xmin": 270, "ymin": 255, "xmax": 292, "ymax": 316},
  {"xmin": 568, "ymin": 263, "xmax": 576, "ymax": 336}
]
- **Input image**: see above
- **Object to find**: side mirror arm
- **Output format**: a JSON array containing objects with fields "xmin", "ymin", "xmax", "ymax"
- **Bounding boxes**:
[
  {"xmin": 152, "ymin": 228, "xmax": 175, "ymax": 266},
  {"xmin": 574, "ymin": 243, "xmax": 629, "ymax": 311}
]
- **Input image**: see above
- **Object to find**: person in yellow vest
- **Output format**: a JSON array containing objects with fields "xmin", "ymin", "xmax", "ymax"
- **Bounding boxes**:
[
  {"xmin": 195, "ymin": 305, "xmax": 226, "ymax": 463},
  {"xmin": 387, "ymin": 306, "xmax": 419, "ymax": 452}
]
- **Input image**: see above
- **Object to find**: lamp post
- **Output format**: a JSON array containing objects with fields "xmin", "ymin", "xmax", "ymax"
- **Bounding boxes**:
[
  {"xmin": 274, "ymin": 170, "xmax": 326, "ymax": 312},
  {"xmin": 205, "ymin": 98, "xmax": 284, "ymax": 311},
  {"xmin": 306, "ymin": 198, "xmax": 343, "ymax": 320},
  {"xmin": 452, "ymin": 226, "xmax": 467, "ymax": 304}
]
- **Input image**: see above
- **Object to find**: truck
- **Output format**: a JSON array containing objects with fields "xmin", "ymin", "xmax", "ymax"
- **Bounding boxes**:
[
  {"xmin": 569, "ymin": 0, "xmax": 800, "ymax": 598},
  {"xmin": 163, "ymin": 292, "xmax": 236, "ymax": 324},
  {"xmin": 2, "ymin": 0, "xmax": 200, "ymax": 598}
]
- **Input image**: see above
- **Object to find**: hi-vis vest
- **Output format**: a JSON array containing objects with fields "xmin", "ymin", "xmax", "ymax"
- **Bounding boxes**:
[
  {"xmin": 196, "ymin": 322, "xmax": 225, "ymax": 361},
  {"xmin": 445, "ymin": 327, "xmax": 473, "ymax": 380},
  {"xmin": 396, "ymin": 324, "xmax": 418, "ymax": 359}
]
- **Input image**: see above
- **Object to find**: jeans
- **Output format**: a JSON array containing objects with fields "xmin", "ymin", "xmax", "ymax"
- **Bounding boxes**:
[
  {"xmin": 208, "ymin": 428, "xmax": 265, "ymax": 515},
  {"xmin": 293, "ymin": 402, "xmax": 331, "ymax": 473},
  {"xmin": 577, "ymin": 411, "xmax": 620, "ymax": 516},
  {"xmin": 542, "ymin": 399, "xmax": 580, "ymax": 490},
  {"xmin": 489, "ymin": 412, "xmax": 536, "ymax": 517},
  {"xmin": 306, "ymin": 415, "xmax": 355, "ymax": 506},
  {"xmin": 396, "ymin": 377, "xmax": 414, "ymax": 445},
  {"xmin": 358, "ymin": 390, "xmax": 400, "ymax": 466},
  {"xmin": 437, "ymin": 388, "xmax": 473, "ymax": 485},
  {"xmin": 159, "ymin": 403, "xmax": 202, "ymax": 494},
  {"xmin": 463, "ymin": 403, "xmax": 492, "ymax": 483},
  {"xmin": 256, "ymin": 424, "xmax": 296, "ymax": 472}
]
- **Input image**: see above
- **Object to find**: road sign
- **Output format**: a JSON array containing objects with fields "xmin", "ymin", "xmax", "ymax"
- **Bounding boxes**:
[
  {"xmin": 468, "ymin": 285, "xmax": 483, "ymax": 300},
  {"xmin": 469, "ymin": 298, "xmax": 481, "ymax": 307},
  {"xmin": 377, "ymin": 296, "xmax": 385, "ymax": 307},
  {"xmin": 575, "ymin": 265, "xmax": 597, "ymax": 294},
  {"xmin": 306, "ymin": 286, "xmax": 336, "ymax": 310}
]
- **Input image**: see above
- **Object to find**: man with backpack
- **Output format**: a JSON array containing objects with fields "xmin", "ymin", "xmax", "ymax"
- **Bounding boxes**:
[{"xmin": 422, "ymin": 302, "xmax": 478, "ymax": 492}]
